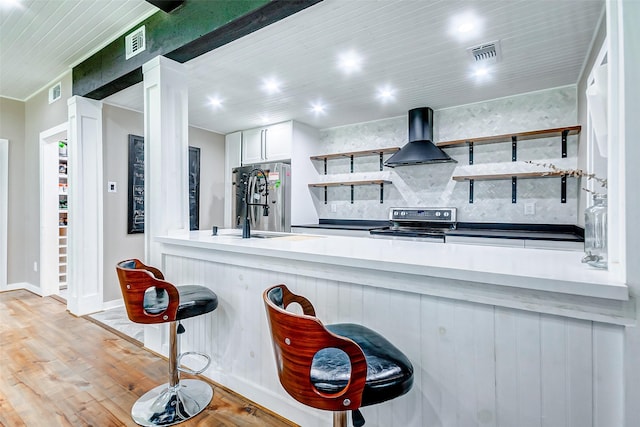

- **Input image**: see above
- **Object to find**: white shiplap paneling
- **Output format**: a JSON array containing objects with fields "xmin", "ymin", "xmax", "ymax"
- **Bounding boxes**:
[{"xmin": 158, "ymin": 253, "xmax": 623, "ymax": 427}]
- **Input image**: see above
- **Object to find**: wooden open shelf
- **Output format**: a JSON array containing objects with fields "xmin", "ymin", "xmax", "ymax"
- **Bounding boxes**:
[
  {"xmin": 452, "ymin": 172, "xmax": 564, "ymax": 182},
  {"xmin": 311, "ymin": 147, "xmax": 401, "ymax": 174},
  {"xmin": 308, "ymin": 179, "xmax": 391, "ymax": 187},
  {"xmin": 436, "ymin": 125, "xmax": 581, "ymax": 147},
  {"xmin": 310, "ymin": 147, "xmax": 400, "ymax": 161},
  {"xmin": 309, "ymin": 180, "xmax": 392, "ymax": 204}
]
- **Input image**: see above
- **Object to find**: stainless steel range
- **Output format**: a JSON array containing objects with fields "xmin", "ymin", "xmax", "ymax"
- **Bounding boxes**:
[{"xmin": 370, "ymin": 207, "xmax": 457, "ymax": 242}]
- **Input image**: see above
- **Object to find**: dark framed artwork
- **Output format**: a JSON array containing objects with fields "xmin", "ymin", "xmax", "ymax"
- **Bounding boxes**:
[
  {"xmin": 127, "ymin": 134, "xmax": 145, "ymax": 234},
  {"xmin": 189, "ymin": 146, "xmax": 200, "ymax": 230},
  {"xmin": 127, "ymin": 136, "xmax": 201, "ymax": 233}
]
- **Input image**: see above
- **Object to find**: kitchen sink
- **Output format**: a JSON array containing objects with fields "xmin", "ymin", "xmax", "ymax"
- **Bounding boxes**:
[{"xmin": 218, "ymin": 230, "xmax": 291, "ymax": 239}]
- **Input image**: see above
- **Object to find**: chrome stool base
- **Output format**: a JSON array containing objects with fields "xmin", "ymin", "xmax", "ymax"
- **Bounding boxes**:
[{"xmin": 131, "ymin": 379, "xmax": 213, "ymax": 426}]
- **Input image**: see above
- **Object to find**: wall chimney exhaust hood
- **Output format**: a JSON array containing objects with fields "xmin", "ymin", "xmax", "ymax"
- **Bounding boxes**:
[{"xmin": 384, "ymin": 107, "xmax": 456, "ymax": 167}]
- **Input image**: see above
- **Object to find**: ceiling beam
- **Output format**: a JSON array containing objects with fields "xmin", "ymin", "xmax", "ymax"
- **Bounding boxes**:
[
  {"xmin": 73, "ymin": 0, "xmax": 322, "ymax": 100},
  {"xmin": 145, "ymin": 0, "xmax": 185, "ymax": 13}
]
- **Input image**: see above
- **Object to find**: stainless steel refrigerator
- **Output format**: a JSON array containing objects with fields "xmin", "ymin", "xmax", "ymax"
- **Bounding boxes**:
[{"xmin": 231, "ymin": 162, "xmax": 291, "ymax": 232}]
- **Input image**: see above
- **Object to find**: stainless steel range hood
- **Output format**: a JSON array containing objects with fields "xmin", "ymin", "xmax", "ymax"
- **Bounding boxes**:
[{"xmin": 384, "ymin": 107, "xmax": 456, "ymax": 167}]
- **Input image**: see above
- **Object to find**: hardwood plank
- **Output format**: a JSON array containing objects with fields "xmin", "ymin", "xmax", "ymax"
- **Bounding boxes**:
[{"xmin": 0, "ymin": 290, "xmax": 297, "ymax": 427}]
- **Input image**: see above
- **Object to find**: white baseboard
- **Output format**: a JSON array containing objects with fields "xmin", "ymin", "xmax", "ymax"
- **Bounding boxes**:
[
  {"xmin": 102, "ymin": 298, "xmax": 124, "ymax": 311},
  {"xmin": 4, "ymin": 282, "xmax": 43, "ymax": 295}
]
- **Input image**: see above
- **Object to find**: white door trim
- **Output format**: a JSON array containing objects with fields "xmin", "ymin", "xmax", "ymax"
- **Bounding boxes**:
[
  {"xmin": 39, "ymin": 123, "xmax": 67, "ymax": 296},
  {"xmin": 0, "ymin": 139, "xmax": 8, "ymax": 290}
]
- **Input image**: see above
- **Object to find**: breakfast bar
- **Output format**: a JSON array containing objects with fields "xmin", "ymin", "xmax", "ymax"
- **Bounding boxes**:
[{"xmin": 150, "ymin": 230, "xmax": 632, "ymax": 427}]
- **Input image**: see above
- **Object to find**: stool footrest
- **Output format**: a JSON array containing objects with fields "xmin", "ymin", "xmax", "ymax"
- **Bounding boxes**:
[{"xmin": 178, "ymin": 351, "xmax": 211, "ymax": 375}]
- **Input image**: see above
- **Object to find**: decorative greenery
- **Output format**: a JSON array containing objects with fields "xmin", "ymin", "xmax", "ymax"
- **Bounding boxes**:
[{"xmin": 526, "ymin": 161, "xmax": 607, "ymax": 194}]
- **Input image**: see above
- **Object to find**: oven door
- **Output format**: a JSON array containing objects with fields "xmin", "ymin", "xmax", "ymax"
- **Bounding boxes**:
[{"xmin": 369, "ymin": 227, "xmax": 445, "ymax": 243}]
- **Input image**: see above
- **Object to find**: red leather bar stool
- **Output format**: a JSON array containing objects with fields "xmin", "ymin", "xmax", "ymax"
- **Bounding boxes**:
[
  {"xmin": 263, "ymin": 284, "xmax": 414, "ymax": 427},
  {"xmin": 116, "ymin": 259, "xmax": 218, "ymax": 426}
]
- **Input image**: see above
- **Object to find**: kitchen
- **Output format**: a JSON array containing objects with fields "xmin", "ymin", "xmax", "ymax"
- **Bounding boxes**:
[
  {"xmin": 4, "ymin": 0, "xmax": 637, "ymax": 426},
  {"xmin": 97, "ymin": 1, "xmax": 638, "ymax": 426}
]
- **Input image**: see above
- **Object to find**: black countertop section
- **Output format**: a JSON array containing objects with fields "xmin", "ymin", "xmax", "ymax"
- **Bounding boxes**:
[
  {"xmin": 294, "ymin": 219, "xmax": 584, "ymax": 242},
  {"xmin": 449, "ymin": 223, "xmax": 584, "ymax": 242},
  {"xmin": 293, "ymin": 219, "xmax": 389, "ymax": 231}
]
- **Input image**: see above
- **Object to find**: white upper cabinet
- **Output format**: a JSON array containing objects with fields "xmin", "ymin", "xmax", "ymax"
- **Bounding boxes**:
[{"xmin": 242, "ymin": 121, "xmax": 292, "ymax": 164}]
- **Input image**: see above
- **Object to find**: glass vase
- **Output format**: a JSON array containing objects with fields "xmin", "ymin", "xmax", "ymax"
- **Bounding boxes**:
[{"xmin": 582, "ymin": 193, "xmax": 607, "ymax": 269}]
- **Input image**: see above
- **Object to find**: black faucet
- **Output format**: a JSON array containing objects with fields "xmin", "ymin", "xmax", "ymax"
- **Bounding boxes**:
[{"xmin": 242, "ymin": 168, "xmax": 270, "ymax": 238}]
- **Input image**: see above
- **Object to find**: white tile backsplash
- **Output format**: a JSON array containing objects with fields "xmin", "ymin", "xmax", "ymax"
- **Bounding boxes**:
[{"xmin": 313, "ymin": 86, "xmax": 579, "ymax": 224}]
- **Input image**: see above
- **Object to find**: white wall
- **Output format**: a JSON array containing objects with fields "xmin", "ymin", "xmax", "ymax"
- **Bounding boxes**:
[
  {"xmin": 0, "ymin": 97, "xmax": 26, "ymax": 285},
  {"xmin": 101, "ymin": 103, "xmax": 225, "ymax": 303},
  {"xmin": 188, "ymin": 126, "xmax": 226, "ymax": 230}
]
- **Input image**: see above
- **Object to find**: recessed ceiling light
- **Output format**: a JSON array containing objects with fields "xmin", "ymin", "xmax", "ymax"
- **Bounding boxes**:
[
  {"xmin": 260, "ymin": 114, "xmax": 271, "ymax": 124},
  {"xmin": 209, "ymin": 96, "xmax": 223, "ymax": 108},
  {"xmin": 0, "ymin": 0, "xmax": 22, "ymax": 9},
  {"xmin": 450, "ymin": 11, "xmax": 482, "ymax": 41},
  {"xmin": 376, "ymin": 86, "xmax": 396, "ymax": 103},
  {"xmin": 310, "ymin": 101, "xmax": 326, "ymax": 115},
  {"xmin": 474, "ymin": 67, "xmax": 489, "ymax": 77},
  {"xmin": 261, "ymin": 77, "xmax": 281, "ymax": 94},
  {"xmin": 337, "ymin": 50, "xmax": 363, "ymax": 74}
]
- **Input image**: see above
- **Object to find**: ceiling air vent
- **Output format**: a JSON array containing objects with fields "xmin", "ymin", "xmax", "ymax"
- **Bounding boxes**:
[
  {"xmin": 48, "ymin": 82, "xmax": 61, "ymax": 104},
  {"xmin": 125, "ymin": 26, "xmax": 146, "ymax": 60},
  {"xmin": 468, "ymin": 40, "xmax": 502, "ymax": 64}
]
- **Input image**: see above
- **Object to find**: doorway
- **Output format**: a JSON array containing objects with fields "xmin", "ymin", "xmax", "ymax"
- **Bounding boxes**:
[
  {"xmin": 0, "ymin": 139, "xmax": 7, "ymax": 290},
  {"xmin": 39, "ymin": 123, "xmax": 68, "ymax": 296}
]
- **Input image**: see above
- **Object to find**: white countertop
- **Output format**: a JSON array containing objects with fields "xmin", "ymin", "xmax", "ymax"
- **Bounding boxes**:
[{"xmin": 157, "ymin": 229, "xmax": 628, "ymax": 302}]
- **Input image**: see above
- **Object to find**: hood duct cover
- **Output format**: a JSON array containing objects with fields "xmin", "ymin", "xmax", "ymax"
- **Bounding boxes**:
[{"xmin": 384, "ymin": 107, "xmax": 456, "ymax": 167}]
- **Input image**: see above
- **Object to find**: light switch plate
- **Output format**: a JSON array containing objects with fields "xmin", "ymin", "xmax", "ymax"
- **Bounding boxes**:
[{"xmin": 108, "ymin": 181, "xmax": 117, "ymax": 193}]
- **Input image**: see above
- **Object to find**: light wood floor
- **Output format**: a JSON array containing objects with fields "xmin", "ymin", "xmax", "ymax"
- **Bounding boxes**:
[{"xmin": 0, "ymin": 289, "xmax": 297, "ymax": 427}]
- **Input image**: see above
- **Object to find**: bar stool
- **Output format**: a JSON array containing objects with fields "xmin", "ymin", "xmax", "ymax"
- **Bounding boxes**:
[
  {"xmin": 263, "ymin": 284, "xmax": 414, "ymax": 427},
  {"xmin": 116, "ymin": 259, "xmax": 218, "ymax": 426}
]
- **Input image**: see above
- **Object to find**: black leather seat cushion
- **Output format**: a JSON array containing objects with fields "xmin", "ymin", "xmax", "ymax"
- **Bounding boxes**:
[
  {"xmin": 310, "ymin": 323, "xmax": 414, "ymax": 407},
  {"xmin": 175, "ymin": 285, "xmax": 218, "ymax": 320},
  {"xmin": 143, "ymin": 285, "xmax": 218, "ymax": 320}
]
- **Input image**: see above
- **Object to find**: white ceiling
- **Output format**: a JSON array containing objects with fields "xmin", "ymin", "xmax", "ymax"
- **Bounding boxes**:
[
  {"xmin": 106, "ymin": 0, "xmax": 604, "ymax": 134},
  {"xmin": 1, "ymin": 0, "xmax": 604, "ymax": 135},
  {"xmin": 0, "ymin": 0, "xmax": 156, "ymax": 101}
]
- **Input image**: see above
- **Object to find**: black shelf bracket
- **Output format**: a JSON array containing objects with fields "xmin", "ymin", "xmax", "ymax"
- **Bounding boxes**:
[
  {"xmin": 512, "ymin": 136, "xmax": 517, "ymax": 161},
  {"xmin": 350, "ymin": 155, "xmax": 354, "ymax": 173},
  {"xmin": 350, "ymin": 185, "xmax": 354, "ymax": 204},
  {"xmin": 323, "ymin": 158, "xmax": 327, "ymax": 175},
  {"xmin": 561, "ymin": 129, "xmax": 569, "ymax": 158},
  {"xmin": 468, "ymin": 141, "xmax": 474, "ymax": 165},
  {"xmin": 469, "ymin": 179, "xmax": 474, "ymax": 203},
  {"xmin": 379, "ymin": 153, "xmax": 384, "ymax": 171},
  {"xmin": 561, "ymin": 174, "xmax": 567, "ymax": 203},
  {"xmin": 324, "ymin": 186, "xmax": 327, "ymax": 204},
  {"xmin": 379, "ymin": 183, "xmax": 384, "ymax": 204},
  {"xmin": 512, "ymin": 176, "xmax": 517, "ymax": 203}
]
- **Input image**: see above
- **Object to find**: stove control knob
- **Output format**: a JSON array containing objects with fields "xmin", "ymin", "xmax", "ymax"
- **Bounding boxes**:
[
  {"xmin": 444, "ymin": 212, "xmax": 450, "ymax": 217},
  {"xmin": 435, "ymin": 211, "xmax": 441, "ymax": 217}
]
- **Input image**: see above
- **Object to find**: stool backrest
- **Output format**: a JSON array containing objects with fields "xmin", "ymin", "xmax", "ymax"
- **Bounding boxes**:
[
  {"xmin": 263, "ymin": 284, "xmax": 367, "ymax": 411},
  {"xmin": 116, "ymin": 259, "xmax": 180, "ymax": 324}
]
